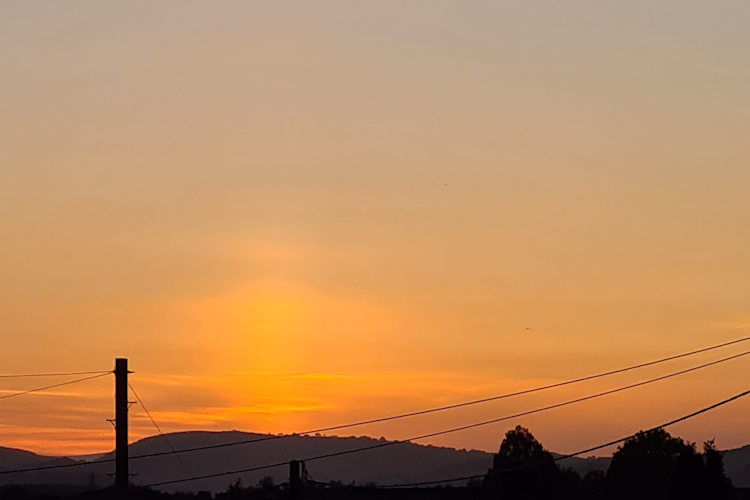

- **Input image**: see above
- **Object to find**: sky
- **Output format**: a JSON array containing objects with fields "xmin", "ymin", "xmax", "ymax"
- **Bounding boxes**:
[{"xmin": 1, "ymin": 1, "xmax": 749, "ymax": 457}]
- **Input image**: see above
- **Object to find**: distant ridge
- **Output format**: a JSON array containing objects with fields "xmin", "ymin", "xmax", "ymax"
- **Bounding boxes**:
[
  {"xmin": 724, "ymin": 444, "xmax": 750, "ymax": 488},
  {"xmin": 1, "ymin": 432, "xmax": 748, "ymax": 492},
  {"xmin": 0, "ymin": 447, "xmax": 51, "ymax": 469}
]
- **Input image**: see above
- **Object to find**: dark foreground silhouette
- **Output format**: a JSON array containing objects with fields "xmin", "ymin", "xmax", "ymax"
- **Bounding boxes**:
[
  {"xmin": 1, "ymin": 426, "xmax": 748, "ymax": 500},
  {"xmin": 483, "ymin": 426, "xmax": 736, "ymax": 500}
]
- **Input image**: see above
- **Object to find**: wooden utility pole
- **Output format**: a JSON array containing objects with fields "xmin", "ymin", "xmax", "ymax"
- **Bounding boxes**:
[
  {"xmin": 115, "ymin": 358, "xmax": 129, "ymax": 495},
  {"xmin": 290, "ymin": 460, "xmax": 302, "ymax": 500}
]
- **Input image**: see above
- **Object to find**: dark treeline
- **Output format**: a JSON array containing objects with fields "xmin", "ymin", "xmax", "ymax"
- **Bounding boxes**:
[
  {"xmin": 483, "ymin": 426, "xmax": 740, "ymax": 500},
  {"xmin": 1, "ymin": 426, "xmax": 749, "ymax": 500}
]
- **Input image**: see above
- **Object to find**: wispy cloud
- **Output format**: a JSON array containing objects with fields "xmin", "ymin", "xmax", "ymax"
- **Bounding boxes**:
[{"xmin": 711, "ymin": 317, "xmax": 750, "ymax": 331}]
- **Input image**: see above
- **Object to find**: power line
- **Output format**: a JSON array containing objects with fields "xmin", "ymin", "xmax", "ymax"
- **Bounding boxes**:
[
  {"xmin": 380, "ymin": 387, "xmax": 750, "ymax": 488},
  {"xmin": 0, "ymin": 457, "xmax": 115, "ymax": 475},
  {"xmin": 0, "ymin": 372, "xmax": 111, "ymax": 401},
  {"xmin": 128, "ymin": 382, "xmax": 194, "ymax": 477},
  {"xmin": 128, "ymin": 336, "xmax": 750, "ymax": 460},
  {"xmin": 144, "ymin": 460, "xmax": 291, "ymax": 488},
  {"xmin": 381, "ymin": 473, "xmax": 484, "ymax": 488},
  {"xmin": 301, "ymin": 350, "xmax": 750, "ymax": 462},
  {"xmin": 2, "ymin": 338, "xmax": 746, "ymax": 477},
  {"xmin": 3, "ymin": 347, "xmax": 745, "ymax": 478},
  {"xmin": 0, "ymin": 370, "xmax": 111, "ymax": 379},
  {"xmin": 357, "ymin": 350, "xmax": 749, "ymax": 447},
  {"xmin": 0, "ymin": 380, "xmax": 187, "ymax": 477},
  {"xmin": 265, "ymin": 335, "xmax": 750, "ymax": 433},
  {"xmin": 139, "ymin": 350, "xmax": 749, "ymax": 487}
]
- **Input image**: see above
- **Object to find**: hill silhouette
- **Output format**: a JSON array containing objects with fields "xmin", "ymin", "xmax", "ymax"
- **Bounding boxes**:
[
  {"xmin": 725, "ymin": 445, "xmax": 750, "ymax": 488},
  {"xmin": 0, "ymin": 432, "xmax": 748, "ymax": 493},
  {"xmin": 0, "ymin": 432, "xmax": 490, "ymax": 492},
  {"xmin": 0, "ymin": 447, "xmax": 53, "ymax": 470}
]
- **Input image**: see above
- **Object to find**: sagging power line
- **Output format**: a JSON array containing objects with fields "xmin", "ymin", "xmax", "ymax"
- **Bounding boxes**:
[
  {"xmin": 0, "ymin": 370, "xmax": 111, "ymax": 379},
  {"xmin": 0, "ymin": 372, "xmax": 111, "ymax": 401},
  {"xmin": 1, "ymin": 338, "xmax": 747, "ymax": 486},
  {"xmin": 139, "ymin": 350, "xmax": 750, "ymax": 487},
  {"xmin": 129, "ymin": 381, "xmax": 194, "ymax": 477},
  {"xmin": 380, "ymin": 387, "xmax": 750, "ymax": 488},
  {"xmin": 146, "ymin": 386, "xmax": 750, "ymax": 489},
  {"xmin": 125, "ymin": 338, "xmax": 750, "ymax": 461}
]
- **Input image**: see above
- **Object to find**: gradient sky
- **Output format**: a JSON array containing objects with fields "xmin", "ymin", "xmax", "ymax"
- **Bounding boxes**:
[{"xmin": 1, "ymin": 1, "xmax": 749, "ymax": 457}]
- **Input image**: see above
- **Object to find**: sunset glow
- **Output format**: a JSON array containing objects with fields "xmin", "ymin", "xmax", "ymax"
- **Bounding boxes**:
[{"xmin": 1, "ymin": 1, "xmax": 749, "ymax": 460}]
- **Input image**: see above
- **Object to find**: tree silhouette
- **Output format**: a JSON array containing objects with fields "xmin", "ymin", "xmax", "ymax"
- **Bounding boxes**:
[
  {"xmin": 607, "ymin": 428, "xmax": 731, "ymax": 500},
  {"xmin": 484, "ymin": 425, "xmax": 574, "ymax": 499},
  {"xmin": 700, "ymin": 440, "xmax": 732, "ymax": 498}
]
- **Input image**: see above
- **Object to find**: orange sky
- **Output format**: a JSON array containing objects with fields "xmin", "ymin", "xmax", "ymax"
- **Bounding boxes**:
[{"xmin": 1, "ymin": 1, "xmax": 749, "ymax": 457}]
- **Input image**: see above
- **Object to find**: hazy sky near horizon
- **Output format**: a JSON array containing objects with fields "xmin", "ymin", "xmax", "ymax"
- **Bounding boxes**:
[{"xmin": 1, "ymin": 1, "xmax": 750, "ymax": 456}]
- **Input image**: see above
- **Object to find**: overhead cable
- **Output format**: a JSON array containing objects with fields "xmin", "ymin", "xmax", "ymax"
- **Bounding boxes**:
[
  {"xmin": 140, "ymin": 351, "xmax": 749, "ymax": 487},
  {"xmin": 130, "ymin": 336, "xmax": 750, "ymax": 460},
  {"xmin": 0, "ymin": 372, "xmax": 111, "ymax": 401},
  {"xmin": 380, "ymin": 387, "xmax": 750, "ymax": 488}
]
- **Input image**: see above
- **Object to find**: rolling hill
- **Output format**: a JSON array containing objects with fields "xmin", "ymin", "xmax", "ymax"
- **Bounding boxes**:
[{"xmin": 1, "ymin": 432, "xmax": 748, "ymax": 493}]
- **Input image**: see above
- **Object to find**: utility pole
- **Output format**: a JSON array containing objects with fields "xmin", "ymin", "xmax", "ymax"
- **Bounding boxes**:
[
  {"xmin": 115, "ymin": 358, "xmax": 129, "ymax": 495},
  {"xmin": 289, "ymin": 460, "xmax": 302, "ymax": 500}
]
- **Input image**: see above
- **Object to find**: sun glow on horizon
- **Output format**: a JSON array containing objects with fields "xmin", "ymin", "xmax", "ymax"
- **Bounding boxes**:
[{"xmin": 2, "ymin": 0, "xmax": 750, "ymax": 459}]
